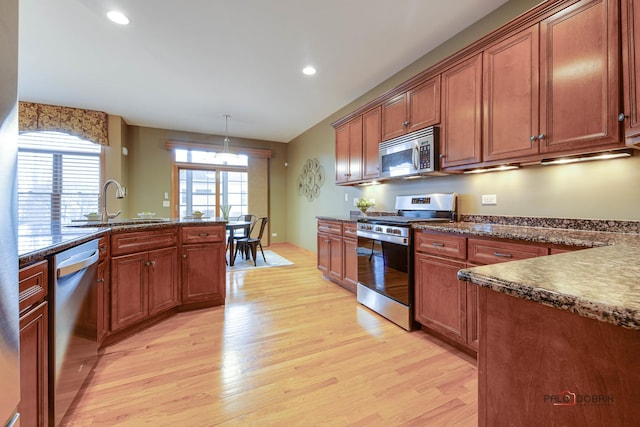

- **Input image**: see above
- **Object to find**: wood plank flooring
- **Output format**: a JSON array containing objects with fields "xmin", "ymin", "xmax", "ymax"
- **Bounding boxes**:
[{"xmin": 63, "ymin": 243, "xmax": 477, "ymax": 426}]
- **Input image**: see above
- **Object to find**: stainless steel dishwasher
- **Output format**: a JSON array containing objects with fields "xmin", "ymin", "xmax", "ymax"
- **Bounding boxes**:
[{"xmin": 51, "ymin": 238, "xmax": 99, "ymax": 426}]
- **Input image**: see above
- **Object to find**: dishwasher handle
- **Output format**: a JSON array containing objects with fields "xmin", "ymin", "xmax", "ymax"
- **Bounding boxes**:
[{"xmin": 57, "ymin": 248, "xmax": 100, "ymax": 278}]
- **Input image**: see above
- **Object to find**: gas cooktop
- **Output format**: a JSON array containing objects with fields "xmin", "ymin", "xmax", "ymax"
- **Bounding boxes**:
[{"xmin": 357, "ymin": 193, "xmax": 457, "ymax": 227}]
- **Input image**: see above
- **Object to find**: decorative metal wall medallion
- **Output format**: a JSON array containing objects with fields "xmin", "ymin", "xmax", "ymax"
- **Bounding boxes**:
[{"xmin": 297, "ymin": 158, "xmax": 325, "ymax": 201}]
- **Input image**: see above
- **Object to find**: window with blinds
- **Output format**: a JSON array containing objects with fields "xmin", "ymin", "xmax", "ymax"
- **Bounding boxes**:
[{"xmin": 18, "ymin": 131, "xmax": 101, "ymax": 225}]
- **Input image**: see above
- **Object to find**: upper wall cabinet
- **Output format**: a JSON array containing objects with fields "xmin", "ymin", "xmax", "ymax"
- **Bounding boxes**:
[
  {"xmin": 484, "ymin": 0, "xmax": 622, "ymax": 162},
  {"xmin": 335, "ymin": 115, "xmax": 363, "ymax": 184},
  {"xmin": 622, "ymin": 0, "xmax": 640, "ymax": 146},
  {"xmin": 440, "ymin": 54, "xmax": 483, "ymax": 169},
  {"xmin": 538, "ymin": 0, "xmax": 622, "ymax": 154},
  {"xmin": 381, "ymin": 76, "xmax": 441, "ymax": 141},
  {"xmin": 335, "ymin": 107, "xmax": 381, "ymax": 185}
]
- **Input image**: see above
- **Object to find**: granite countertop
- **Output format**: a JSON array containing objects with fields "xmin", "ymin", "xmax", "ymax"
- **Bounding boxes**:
[
  {"xmin": 414, "ymin": 221, "xmax": 640, "ymax": 331},
  {"xmin": 18, "ymin": 218, "xmax": 228, "ymax": 267}
]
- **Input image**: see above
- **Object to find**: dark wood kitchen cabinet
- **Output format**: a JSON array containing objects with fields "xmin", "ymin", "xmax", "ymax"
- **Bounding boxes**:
[
  {"xmin": 538, "ymin": 0, "xmax": 622, "ymax": 154},
  {"xmin": 317, "ymin": 220, "xmax": 343, "ymax": 283},
  {"xmin": 181, "ymin": 225, "xmax": 226, "ymax": 307},
  {"xmin": 335, "ymin": 116, "xmax": 363, "ymax": 184},
  {"xmin": 483, "ymin": 0, "xmax": 623, "ymax": 162},
  {"xmin": 110, "ymin": 229, "xmax": 178, "ymax": 332},
  {"xmin": 361, "ymin": 106, "xmax": 382, "ymax": 180},
  {"xmin": 440, "ymin": 53, "xmax": 483, "ymax": 168},
  {"xmin": 317, "ymin": 220, "xmax": 358, "ymax": 293},
  {"xmin": 18, "ymin": 260, "xmax": 49, "ymax": 427},
  {"xmin": 381, "ymin": 75, "xmax": 440, "ymax": 141},
  {"xmin": 622, "ymin": 0, "xmax": 640, "ymax": 145},
  {"xmin": 414, "ymin": 232, "xmax": 468, "ymax": 344},
  {"xmin": 341, "ymin": 222, "xmax": 358, "ymax": 293}
]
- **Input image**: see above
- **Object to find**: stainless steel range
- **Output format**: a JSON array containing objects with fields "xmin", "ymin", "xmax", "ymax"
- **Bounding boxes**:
[{"xmin": 356, "ymin": 193, "xmax": 457, "ymax": 330}]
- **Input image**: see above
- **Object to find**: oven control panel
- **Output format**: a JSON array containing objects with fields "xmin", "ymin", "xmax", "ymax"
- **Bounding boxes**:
[{"xmin": 357, "ymin": 222, "xmax": 410, "ymax": 239}]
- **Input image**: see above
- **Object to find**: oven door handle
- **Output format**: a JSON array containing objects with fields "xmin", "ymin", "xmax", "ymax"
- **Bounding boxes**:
[{"xmin": 357, "ymin": 230, "xmax": 409, "ymax": 246}]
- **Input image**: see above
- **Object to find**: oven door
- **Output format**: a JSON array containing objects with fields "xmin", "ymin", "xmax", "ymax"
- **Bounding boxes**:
[{"xmin": 356, "ymin": 228, "xmax": 413, "ymax": 330}]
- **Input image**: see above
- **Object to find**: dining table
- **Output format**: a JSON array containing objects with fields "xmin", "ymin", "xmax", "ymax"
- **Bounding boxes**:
[{"xmin": 225, "ymin": 220, "xmax": 252, "ymax": 266}]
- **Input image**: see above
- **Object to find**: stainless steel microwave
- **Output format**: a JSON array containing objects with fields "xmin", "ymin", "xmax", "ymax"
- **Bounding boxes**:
[{"xmin": 378, "ymin": 127, "xmax": 439, "ymax": 178}]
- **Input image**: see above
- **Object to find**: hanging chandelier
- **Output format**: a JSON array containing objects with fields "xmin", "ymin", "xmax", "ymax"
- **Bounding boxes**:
[{"xmin": 215, "ymin": 114, "xmax": 238, "ymax": 163}]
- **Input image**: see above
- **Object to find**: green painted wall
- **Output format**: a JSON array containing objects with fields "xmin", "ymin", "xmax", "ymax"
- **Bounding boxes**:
[
  {"xmin": 286, "ymin": 0, "xmax": 640, "ymax": 252},
  {"xmin": 123, "ymin": 125, "xmax": 288, "ymax": 244}
]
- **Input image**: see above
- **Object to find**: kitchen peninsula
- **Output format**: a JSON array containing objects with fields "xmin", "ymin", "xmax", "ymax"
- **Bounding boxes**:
[
  {"xmin": 17, "ymin": 218, "xmax": 228, "ymax": 425},
  {"xmin": 419, "ymin": 218, "xmax": 640, "ymax": 426}
]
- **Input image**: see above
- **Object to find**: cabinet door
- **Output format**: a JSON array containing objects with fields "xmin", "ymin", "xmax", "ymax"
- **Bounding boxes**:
[
  {"xmin": 440, "ymin": 53, "xmax": 483, "ymax": 168},
  {"xmin": 182, "ymin": 243, "xmax": 226, "ymax": 305},
  {"xmin": 407, "ymin": 75, "xmax": 441, "ymax": 133},
  {"xmin": 466, "ymin": 264, "xmax": 480, "ymax": 352},
  {"xmin": 382, "ymin": 93, "xmax": 407, "ymax": 141},
  {"xmin": 317, "ymin": 231, "xmax": 331, "ymax": 275},
  {"xmin": 342, "ymin": 237, "xmax": 358, "ymax": 293},
  {"xmin": 148, "ymin": 246, "xmax": 179, "ymax": 316},
  {"xmin": 362, "ymin": 106, "xmax": 381, "ymax": 180},
  {"xmin": 483, "ymin": 25, "xmax": 540, "ymax": 161},
  {"xmin": 414, "ymin": 253, "xmax": 467, "ymax": 343},
  {"xmin": 539, "ymin": 0, "xmax": 622, "ymax": 153},
  {"xmin": 347, "ymin": 116, "xmax": 363, "ymax": 182},
  {"xmin": 335, "ymin": 123, "xmax": 350, "ymax": 184},
  {"xmin": 328, "ymin": 234, "xmax": 343, "ymax": 282},
  {"xmin": 97, "ymin": 261, "xmax": 109, "ymax": 345},
  {"xmin": 622, "ymin": 0, "xmax": 640, "ymax": 144},
  {"xmin": 19, "ymin": 301, "xmax": 48, "ymax": 427},
  {"xmin": 111, "ymin": 252, "xmax": 148, "ymax": 331}
]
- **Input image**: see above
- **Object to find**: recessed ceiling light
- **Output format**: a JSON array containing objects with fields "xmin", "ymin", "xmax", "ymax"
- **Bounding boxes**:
[
  {"xmin": 107, "ymin": 11, "xmax": 130, "ymax": 25},
  {"xmin": 302, "ymin": 66, "xmax": 317, "ymax": 76}
]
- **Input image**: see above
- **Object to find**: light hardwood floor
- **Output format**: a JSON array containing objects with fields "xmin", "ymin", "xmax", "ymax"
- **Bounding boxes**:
[{"xmin": 63, "ymin": 243, "xmax": 477, "ymax": 426}]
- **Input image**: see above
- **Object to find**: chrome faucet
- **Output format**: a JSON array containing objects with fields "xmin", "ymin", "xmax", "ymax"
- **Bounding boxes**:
[{"xmin": 101, "ymin": 179, "xmax": 127, "ymax": 223}]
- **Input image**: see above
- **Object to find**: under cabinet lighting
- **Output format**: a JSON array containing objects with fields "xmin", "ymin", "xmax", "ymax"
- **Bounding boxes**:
[
  {"xmin": 464, "ymin": 165, "xmax": 520, "ymax": 174},
  {"xmin": 107, "ymin": 11, "xmax": 130, "ymax": 25},
  {"xmin": 540, "ymin": 150, "xmax": 632, "ymax": 166}
]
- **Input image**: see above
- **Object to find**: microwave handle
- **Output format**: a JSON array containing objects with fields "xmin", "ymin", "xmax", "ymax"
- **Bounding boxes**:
[{"xmin": 412, "ymin": 142, "xmax": 420, "ymax": 170}]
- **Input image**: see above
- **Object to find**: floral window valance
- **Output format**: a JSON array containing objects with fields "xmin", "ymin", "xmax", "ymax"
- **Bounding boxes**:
[{"xmin": 18, "ymin": 101, "xmax": 109, "ymax": 146}]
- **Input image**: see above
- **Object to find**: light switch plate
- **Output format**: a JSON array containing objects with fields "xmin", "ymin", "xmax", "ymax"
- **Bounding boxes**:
[
  {"xmin": 162, "ymin": 200, "xmax": 170, "ymax": 207},
  {"xmin": 482, "ymin": 194, "xmax": 497, "ymax": 205}
]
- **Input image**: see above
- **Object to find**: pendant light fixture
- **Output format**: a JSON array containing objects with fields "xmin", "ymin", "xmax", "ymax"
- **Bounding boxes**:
[{"xmin": 215, "ymin": 114, "xmax": 238, "ymax": 163}]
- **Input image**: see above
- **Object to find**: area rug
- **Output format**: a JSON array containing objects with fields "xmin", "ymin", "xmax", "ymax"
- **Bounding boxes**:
[{"xmin": 226, "ymin": 249, "xmax": 294, "ymax": 272}]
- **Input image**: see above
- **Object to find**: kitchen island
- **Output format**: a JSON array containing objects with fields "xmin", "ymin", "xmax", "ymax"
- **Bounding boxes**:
[{"xmin": 417, "ymin": 218, "xmax": 640, "ymax": 426}]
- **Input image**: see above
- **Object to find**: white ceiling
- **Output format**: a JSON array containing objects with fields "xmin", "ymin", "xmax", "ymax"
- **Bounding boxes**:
[{"xmin": 18, "ymin": 0, "xmax": 509, "ymax": 143}]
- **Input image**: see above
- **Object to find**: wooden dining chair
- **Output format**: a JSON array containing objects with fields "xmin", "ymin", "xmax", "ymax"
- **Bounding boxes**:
[{"xmin": 234, "ymin": 217, "xmax": 269, "ymax": 266}]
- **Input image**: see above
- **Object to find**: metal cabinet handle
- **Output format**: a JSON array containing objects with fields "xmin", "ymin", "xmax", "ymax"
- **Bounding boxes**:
[
  {"xmin": 538, "ymin": 134, "xmax": 545, "ymax": 140},
  {"xmin": 402, "ymin": 121, "xmax": 410, "ymax": 127},
  {"xmin": 183, "ymin": 254, "xmax": 187, "ymax": 258},
  {"xmin": 198, "ymin": 233, "xmax": 209, "ymax": 237},
  {"xmin": 145, "ymin": 260, "xmax": 156, "ymax": 266},
  {"xmin": 439, "ymin": 154, "xmax": 446, "ymax": 159},
  {"xmin": 97, "ymin": 278, "xmax": 105, "ymax": 283},
  {"xmin": 431, "ymin": 242, "xmax": 445, "ymax": 247},
  {"xmin": 619, "ymin": 113, "xmax": 629, "ymax": 122},
  {"xmin": 493, "ymin": 252, "xmax": 513, "ymax": 258},
  {"xmin": 530, "ymin": 135, "xmax": 537, "ymax": 141}
]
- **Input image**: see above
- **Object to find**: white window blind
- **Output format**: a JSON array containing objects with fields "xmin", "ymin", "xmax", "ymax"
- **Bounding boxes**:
[{"xmin": 18, "ymin": 131, "xmax": 101, "ymax": 225}]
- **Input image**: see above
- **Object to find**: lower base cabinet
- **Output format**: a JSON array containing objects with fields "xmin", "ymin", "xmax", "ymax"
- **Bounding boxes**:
[
  {"xmin": 415, "ymin": 253, "xmax": 467, "ymax": 343},
  {"xmin": 317, "ymin": 220, "xmax": 357, "ymax": 293},
  {"xmin": 18, "ymin": 260, "xmax": 48, "ymax": 427},
  {"xmin": 19, "ymin": 301, "xmax": 48, "ymax": 427},
  {"xmin": 181, "ymin": 243, "xmax": 226, "ymax": 305}
]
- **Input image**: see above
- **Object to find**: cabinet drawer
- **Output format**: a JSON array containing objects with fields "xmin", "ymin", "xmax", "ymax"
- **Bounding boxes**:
[
  {"xmin": 468, "ymin": 238, "xmax": 548, "ymax": 265},
  {"xmin": 317, "ymin": 220, "xmax": 343, "ymax": 236},
  {"xmin": 343, "ymin": 222, "xmax": 357, "ymax": 239},
  {"xmin": 19, "ymin": 260, "xmax": 48, "ymax": 313},
  {"xmin": 182, "ymin": 225, "xmax": 225, "ymax": 244},
  {"xmin": 415, "ymin": 232, "xmax": 467, "ymax": 260},
  {"xmin": 111, "ymin": 228, "xmax": 178, "ymax": 256}
]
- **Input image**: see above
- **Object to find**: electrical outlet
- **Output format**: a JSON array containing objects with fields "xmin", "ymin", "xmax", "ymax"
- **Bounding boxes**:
[
  {"xmin": 272, "ymin": 232, "xmax": 278, "ymax": 237},
  {"xmin": 344, "ymin": 193, "xmax": 348, "ymax": 202},
  {"xmin": 481, "ymin": 194, "xmax": 497, "ymax": 205},
  {"xmin": 162, "ymin": 200, "xmax": 170, "ymax": 207}
]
